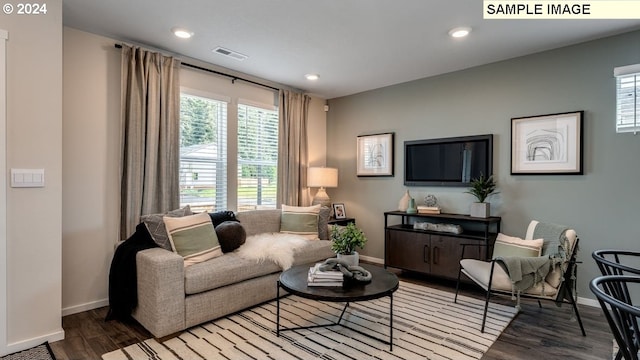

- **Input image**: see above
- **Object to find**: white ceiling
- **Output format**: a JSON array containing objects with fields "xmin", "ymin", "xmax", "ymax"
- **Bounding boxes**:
[{"xmin": 62, "ymin": 0, "xmax": 640, "ymax": 99}]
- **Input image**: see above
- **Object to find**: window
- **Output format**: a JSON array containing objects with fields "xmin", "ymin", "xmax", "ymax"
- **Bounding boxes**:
[
  {"xmin": 179, "ymin": 92, "xmax": 228, "ymax": 212},
  {"xmin": 237, "ymin": 102, "xmax": 279, "ymax": 211},
  {"xmin": 178, "ymin": 90, "xmax": 279, "ymax": 213},
  {"xmin": 615, "ymin": 64, "xmax": 640, "ymax": 134}
]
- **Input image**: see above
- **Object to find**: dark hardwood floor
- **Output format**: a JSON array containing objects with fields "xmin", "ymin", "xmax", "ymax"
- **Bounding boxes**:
[{"xmin": 49, "ymin": 269, "xmax": 613, "ymax": 360}]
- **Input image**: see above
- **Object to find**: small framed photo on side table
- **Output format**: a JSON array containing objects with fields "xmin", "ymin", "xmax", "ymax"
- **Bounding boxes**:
[{"xmin": 332, "ymin": 203, "xmax": 346, "ymax": 219}]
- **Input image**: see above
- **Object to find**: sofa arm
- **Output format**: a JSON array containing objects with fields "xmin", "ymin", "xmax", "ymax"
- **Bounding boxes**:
[{"xmin": 132, "ymin": 248, "xmax": 185, "ymax": 338}]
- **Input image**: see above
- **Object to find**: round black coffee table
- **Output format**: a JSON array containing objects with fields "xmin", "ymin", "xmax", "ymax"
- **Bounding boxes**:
[{"xmin": 276, "ymin": 262, "xmax": 399, "ymax": 350}]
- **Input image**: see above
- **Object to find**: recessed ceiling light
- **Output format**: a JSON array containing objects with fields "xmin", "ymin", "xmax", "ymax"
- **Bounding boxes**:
[
  {"xmin": 172, "ymin": 27, "xmax": 193, "ymax": 39},
  {"xmin": 305, "ymin": 74, "xmax": 319, "ymax": 81},
  {"xmin": 449, "ymin": 27, "xmax": 471, "ymax": 38}
]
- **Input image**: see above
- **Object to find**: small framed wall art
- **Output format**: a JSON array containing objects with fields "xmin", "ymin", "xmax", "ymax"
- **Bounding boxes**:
[
  {"xmin": 356, "ymin": 132, "xmax": 394, "ymax": 177},
  {"xmin": 511, "ymin": 110, "xmax": 584, "ymax": 175},
  {"xmin": 332, "ymin": 203, "xmax": 347, "ymax": 219}
]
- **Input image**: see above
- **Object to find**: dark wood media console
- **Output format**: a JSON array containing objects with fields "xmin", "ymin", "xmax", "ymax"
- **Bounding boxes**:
[{"xmin": 384, "ymin": 211, "xmax": 501, "ymax": 281}]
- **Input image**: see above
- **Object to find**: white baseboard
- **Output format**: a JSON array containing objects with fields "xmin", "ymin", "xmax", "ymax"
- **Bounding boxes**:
[
  {"xmin": 360, "ymin": 255, "xmax": 600, "ymax": 308},
  {"xmin": 577, "ymin": 296, "xmax": 599, "ymax": 308},
  {"xmin": 1, "ymin": 299, "xmax": 108, "ymax": 355},
  {"xmin": 62, "ymin": 298, "xmax": 109, "ymax": 317},
  {"xmin": 4, "ymin": 328, "xmax": 65, "ymax": 356}
]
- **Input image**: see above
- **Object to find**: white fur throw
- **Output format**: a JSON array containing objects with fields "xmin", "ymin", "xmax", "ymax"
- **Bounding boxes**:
[{"xmin": 235, "ymin": 232, "xmax": 308, "ymax": 270}]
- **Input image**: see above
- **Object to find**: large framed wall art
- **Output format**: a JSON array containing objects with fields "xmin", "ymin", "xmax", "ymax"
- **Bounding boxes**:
[
  {"xmin": 511, "ymin": 111, "xmax": 584, "ymax": 175},
  {"xmin": 356, "ymin": 132, "xmax": 394, "ymax": 177}
]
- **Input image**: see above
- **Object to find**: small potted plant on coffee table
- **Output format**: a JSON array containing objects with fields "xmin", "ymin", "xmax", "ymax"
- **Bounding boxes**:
[
  {"xmin": 330, "ymin": 222, "xmax": 367, "ymax": 267},
  {"xmin": 465, "ymin": 173, "xmax": 499, "ymax": 218}
]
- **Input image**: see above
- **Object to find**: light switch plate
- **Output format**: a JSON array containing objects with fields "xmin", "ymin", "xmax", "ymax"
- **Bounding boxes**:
[{"xmin": 10, "ymin": 168, "xmax": 44, "ymax": 188}]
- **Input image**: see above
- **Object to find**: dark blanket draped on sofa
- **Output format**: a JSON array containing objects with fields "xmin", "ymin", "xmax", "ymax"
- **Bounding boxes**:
[
  {"xmin": 106, "ymin": 211, "xmax": 238, "ymax": 321},
  {"xmin": 106, "ymin": 223, "xmax": 157, "ymax": 321}
]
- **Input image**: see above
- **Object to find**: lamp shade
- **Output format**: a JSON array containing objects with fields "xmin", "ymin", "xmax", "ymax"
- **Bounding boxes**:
[{"xmin": 308, "ymin": 167, "xmax": 338, "ymax": 188}]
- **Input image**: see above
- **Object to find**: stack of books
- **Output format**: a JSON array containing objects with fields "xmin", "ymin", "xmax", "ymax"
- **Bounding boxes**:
[
  {"xmin": 417, "ymin": 205, "xmax": 441, "ymax": 214},
  {"xmin": 307, "ymin": 263, "xmax": 344, "ymax": 287}
]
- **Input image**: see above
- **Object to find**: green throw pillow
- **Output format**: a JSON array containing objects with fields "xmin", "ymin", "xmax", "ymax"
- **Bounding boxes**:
[
  {"xmin": 280, "ymin": 204, "xmax": 321, "ymax": 240},
  {"xmin": 492, "ymin": 233, "xmax": 544, "ymax": 259},
  {"xmin": 164, "ymin": 212, "xmax": 222, "ymax": 266}
]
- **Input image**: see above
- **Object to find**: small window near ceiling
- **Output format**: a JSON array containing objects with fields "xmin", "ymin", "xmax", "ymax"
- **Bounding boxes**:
[
  {"xmin": 615, "ymin": 64, "xmax": 640, "ymax": 134},
  {"xmin": 237, "ymin": 102, "xmax": 279, "ymax": 211}
]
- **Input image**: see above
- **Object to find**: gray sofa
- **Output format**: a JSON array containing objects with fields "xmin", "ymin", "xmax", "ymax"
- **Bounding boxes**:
[{"xmin": 132, "ymin": 209, "xmax": 335, "ymax": 338}]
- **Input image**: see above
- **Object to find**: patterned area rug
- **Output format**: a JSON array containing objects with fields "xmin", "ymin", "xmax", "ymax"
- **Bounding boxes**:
[
  {"xmin": 0, "ymin": 343, "xmax": 56, "ymax": 360},
  {"xmin": 102, "ymin": 281, "xmax": 517, "ymax": 360}
]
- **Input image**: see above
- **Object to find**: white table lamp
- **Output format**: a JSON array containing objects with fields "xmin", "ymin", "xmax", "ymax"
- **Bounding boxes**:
[{"xmin": 308, "ymin": 167, "xmax": 338, "ymax": 208}]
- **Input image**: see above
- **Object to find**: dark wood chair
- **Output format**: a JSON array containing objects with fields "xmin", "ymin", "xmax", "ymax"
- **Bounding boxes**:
[
  {"xmin": 592, "ymin": 250, "xmax": 640, "ymax": 360},
  {"xmin": 593, "ymin": 250, "xmax": 640, "ymax": 277},
  {"xmin": 590, "ymin": 275, "xmax": 640, "ymax": 360}
]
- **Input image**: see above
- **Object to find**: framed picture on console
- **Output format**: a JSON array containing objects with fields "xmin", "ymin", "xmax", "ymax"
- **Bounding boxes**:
[
  {"xmin": 357, "ymin": 132, "xmax": 394, "ymax": 177},
  {"xmin": 511, "ymin": 111, "xmax": 583, "ymax": 175},
  {"xmin": 332, "ymin": 203, "xmax": 346, "ymax": 219}
]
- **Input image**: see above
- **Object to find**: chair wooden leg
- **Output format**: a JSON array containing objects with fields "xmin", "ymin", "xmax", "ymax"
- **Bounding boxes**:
[{"xmin": 537, "ymin": 300, "xmax": 542, "ymax": 308}]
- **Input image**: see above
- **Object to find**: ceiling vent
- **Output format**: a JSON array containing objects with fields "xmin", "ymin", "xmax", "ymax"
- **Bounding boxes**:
[{"xmin": 212, "ymin": 47, "xmax": 248, "ymax": 61}]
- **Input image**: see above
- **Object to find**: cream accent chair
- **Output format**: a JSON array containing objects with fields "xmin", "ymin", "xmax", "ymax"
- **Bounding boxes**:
[{"xmin": 454, "ymin": 220, "xmax": 586, "ymax": 336}]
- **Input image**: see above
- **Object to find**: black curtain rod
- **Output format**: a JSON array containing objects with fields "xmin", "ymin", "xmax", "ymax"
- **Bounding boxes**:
[{"xmin": 114, "ymin": 44, "xmax": 279, "ymax": 92}]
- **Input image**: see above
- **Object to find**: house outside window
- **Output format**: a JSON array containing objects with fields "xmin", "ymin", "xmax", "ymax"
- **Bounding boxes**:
[{"xmin": 179, "ymin": 92, "xmax": 228, "ymax": 212}]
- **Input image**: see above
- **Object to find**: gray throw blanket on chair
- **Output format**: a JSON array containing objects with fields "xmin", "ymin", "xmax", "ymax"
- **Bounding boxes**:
[
  {"xmin": 495, "ymin": 255, "xmax": 552, "ymax": 292},
  {"xmin": 495, "ymin": 222, "xmax": 573, "ymax": 309},
  {"xmin": 534, "ymin": 222, "xmax": 575, "ymax": 305},
  {"xmin": 533, "ymin": 222, "xmax": 571, "ymax": 261}
]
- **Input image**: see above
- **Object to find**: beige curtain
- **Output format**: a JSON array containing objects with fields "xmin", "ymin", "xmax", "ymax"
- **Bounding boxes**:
[
  {"xmin": 119, "ymin": 45, "xmax": 181, "ymax": 239},
  {"xmin": 277, "ymin": 90, "xmax": 310, "ymax": 207}
]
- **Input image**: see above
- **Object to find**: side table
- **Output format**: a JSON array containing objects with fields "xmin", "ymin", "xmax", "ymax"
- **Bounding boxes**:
[{"xmin": 328, "ymin": 217, "xmax": 355, "ymax": 226}]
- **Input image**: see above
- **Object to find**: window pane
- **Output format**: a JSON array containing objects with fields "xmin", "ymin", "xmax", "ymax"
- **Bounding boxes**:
[
  {"xmin": 237, "ymin": 103, "xmax": 278, "ymax": 211},
  {"xmin": 616, "ymin": 74, "xmax": 640, "ymax": 133},
  {"xmin": 179, "ymin": 93, "xmax": 228, "ymax": 212}
]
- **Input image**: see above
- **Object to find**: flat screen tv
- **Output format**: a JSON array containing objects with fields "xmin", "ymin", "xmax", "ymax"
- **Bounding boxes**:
[{"xmin": 404, "ymin": 134, "xmax": 493, "ymax": 187}]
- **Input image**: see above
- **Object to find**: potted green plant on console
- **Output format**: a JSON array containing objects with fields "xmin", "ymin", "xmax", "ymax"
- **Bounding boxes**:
[
  {"xmin": 466, "ymin": 173, "xmax": 498, "ymax": 218},
  {"xmin": 330, "ymin": 222, "xmax": 367, "ymax": 266}
]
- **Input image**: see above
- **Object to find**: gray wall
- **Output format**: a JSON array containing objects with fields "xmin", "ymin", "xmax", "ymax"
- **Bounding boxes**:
[{"xmin": 326, "ymin": 30, "xmax": 640, "ymax": 301}]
